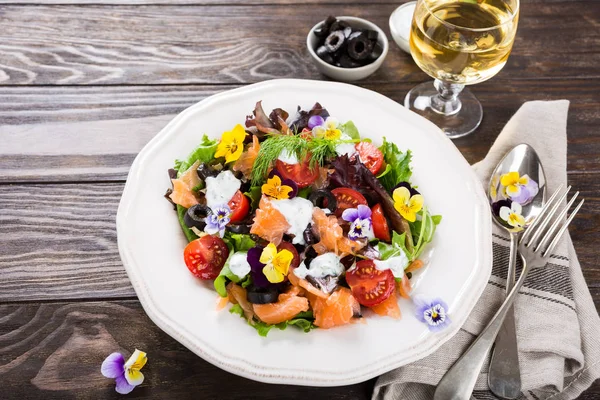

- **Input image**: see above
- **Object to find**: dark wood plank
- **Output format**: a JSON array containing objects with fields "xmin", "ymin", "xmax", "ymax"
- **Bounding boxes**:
[
  {"xmin": 1, "ymin": 175, "xmax": 599, "ymax": 304},
  {"xmin": 0, "ymin": 300, "xmax": 374, "ymax": 399},
  {"xmin": 1, "ymin": 78, "xmax": 599, "ymax": 182},
  {"xmin": 0, "ymin": 2, "xmax": 597, "ymax": 85}
]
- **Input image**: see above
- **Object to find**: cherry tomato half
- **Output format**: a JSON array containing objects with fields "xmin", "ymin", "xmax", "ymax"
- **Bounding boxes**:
[
  {"xmin": 346, "ymin": 260, "xmax": 395, "ymax": 307},
  {"xmin": 228, "ymin": 190, "xmax": 250, "ymax": 223},
  {"xmin": 355, "ymin": 142, "xmax": 384, "ymax": 175},
  {"xmin": 331, "ymin": 188, "xmax": 368, "ymax": 218},
  {"xmin": 183, "ymin": 235, "xmax": 230, "ymax": 280},
  {"xmin": 276, "ymin": 158, "xmax": 319, "ymax": 188},
  {"xmin": 371, "ymin": 204, "xmax": 391, "ymax": 242}
]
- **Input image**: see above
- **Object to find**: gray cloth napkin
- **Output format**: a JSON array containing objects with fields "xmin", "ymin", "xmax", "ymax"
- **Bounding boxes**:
[{"xmin": 373, "ymin": 100, "xmax": 600, "ymax": 400}]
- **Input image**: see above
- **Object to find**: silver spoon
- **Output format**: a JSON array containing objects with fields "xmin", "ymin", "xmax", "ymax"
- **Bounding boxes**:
[{"xmin": 486, "ymin": 144, "xmax": 546, "ymax": 398}]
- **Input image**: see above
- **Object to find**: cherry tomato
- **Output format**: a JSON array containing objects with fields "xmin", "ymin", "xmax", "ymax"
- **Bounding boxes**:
[
  {"xmin": 346, "ymin": 260, "xmax": 395, "ymax": 307},
  {"xmin": 183, "ymin": 235, "xmax": 229, "ymax": 280},
  {"xmin": 228, "ymin": 190, "xmax": 250, "ymax": 223},
  {"xmin": 331, "ymin": 188, "xmax": 368, "ymax": 218},
  {"xmin": 355, "ymin": 142, "xmax": 384, "ymax": 175},
  {"xmin": 371, "ymin": 204, "xmax": 391, "ymax": 242},
  {"xmin": 277, "ymin": 241, "xmax": 301, "ymax": 269},
  {"xmin": 276, "ymin": 158, "xmax": 319, "ymax": 188}
]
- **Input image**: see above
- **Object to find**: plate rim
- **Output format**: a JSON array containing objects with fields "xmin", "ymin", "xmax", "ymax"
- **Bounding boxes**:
[{"xmin": 116, "ymin": 78, "xmax": 492, "ymax": 386}]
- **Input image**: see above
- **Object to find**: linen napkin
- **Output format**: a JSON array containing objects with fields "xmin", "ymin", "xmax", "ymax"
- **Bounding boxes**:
[{"xmin": 373, "ymin": 100, "xmax": 600, "ymax": 400}]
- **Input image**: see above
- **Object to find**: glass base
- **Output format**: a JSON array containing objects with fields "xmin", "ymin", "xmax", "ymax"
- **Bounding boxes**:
[{"xmin": 404, "ymin": 81, "xmax": 483, "ymax": 139}]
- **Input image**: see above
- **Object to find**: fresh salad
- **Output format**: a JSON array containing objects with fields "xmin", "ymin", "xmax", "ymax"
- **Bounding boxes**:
[{"xmin": 164, "ymin": 101, "xmax": 441, "ymax": 336}]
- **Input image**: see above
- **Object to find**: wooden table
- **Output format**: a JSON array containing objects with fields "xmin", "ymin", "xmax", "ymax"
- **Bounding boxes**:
[{"xmin": 1, "ymin": 0, "xmax": 598, "ymax": 398}]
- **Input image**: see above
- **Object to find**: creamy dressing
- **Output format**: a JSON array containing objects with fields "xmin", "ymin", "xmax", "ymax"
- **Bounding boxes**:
[
  {"xmin": 277, "ymin": 149, "xmax": 299, "ymax": 165},
  {"xmin": 374, "ymin": 252, "xmax": 409, "ymax": 279},
  {"xmin": 204, "ymin": 170, "xmax": 241, "ymax": 208},
  {"xmin": 271, "ymin": 197, "xmax": 314, "ymax": 245},
  {"xmin": 335, "ymin": 133, "xmax": 357, "ymax": 157},
  {"xmin": 228, "ymin": 251, "xmax": 251, "ymax": 280},
  {"xmin": 294, "ymin": 253, "xmax": 344, "ymax": 279}
]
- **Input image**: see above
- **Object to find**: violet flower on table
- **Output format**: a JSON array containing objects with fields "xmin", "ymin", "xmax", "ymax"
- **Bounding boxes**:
[{"xmin": 101, "ymin": 349, "xmax": 147, "ymax": 394}]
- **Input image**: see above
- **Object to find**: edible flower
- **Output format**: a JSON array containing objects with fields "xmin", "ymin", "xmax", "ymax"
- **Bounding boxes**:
[
  {"xmin": 262, "ymin": 170, "xmax": 298, "ymax": 200},
  {"xmin": 342, "ymin": 204, "xmax": 374, "ymax": 240},
  {"xmin": 392, "ymin": 185, "xmax": 424, "ymax": 222},
  {"xmin": 414, "ymin": 297, "xmax": 451, "ymax": 332},
  {"xmin": 215, "ymin": 124, "xmax": 247, "ymax": 163},
  {"xmin": 500, "ymin": 172, "xmax": 539, "ymax": 205},
  {"xmin": 259, "ymin": 243, "xmax": 293, "ymax": 283},
  {"xmin": 204, "ymin": 204, "xmax": 231, "ymax": 237},
  {"xmin": 101, "ymin": 349, "xmax": 147, "ymax": 395},
  {"xmin": 499, "ymin": 201, "xmax": 526, "ymax": 229},
  {"xmin": 312, "ymin": 116, "xmax": 342, "ymax": 140}
]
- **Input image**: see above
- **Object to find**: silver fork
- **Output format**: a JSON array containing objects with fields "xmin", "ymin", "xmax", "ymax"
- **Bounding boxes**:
[{"xmin": 434, "ymin": 185, "xmax": 584, "ymax": 400}]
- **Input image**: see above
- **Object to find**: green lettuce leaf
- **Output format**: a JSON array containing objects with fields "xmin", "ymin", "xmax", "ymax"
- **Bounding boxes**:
[
  {"xmin": 177, "ymin": 205, "xmax": 199, "ymax": 243},
  {"xmin": 377, "ymin": 137, "xmax": 413, "ymax": 193},
  {"xmin": 340, "ymin": 120, "xmax": 360, "ymax": 140},
  {"xmin": 377, "ymin": 231, "xmax": 410, "ymax": 261},
  {"xmin": 297, "ymin": 186, "xmax": 313, "ymax": 199},
  {"xmin": 225, "ymin": 233, "xmax": 256, "ymax": 252},
  {"xmin": 214, "ymin": 249, "xmax": 253, "ymax": 297},
  {"xmin": 176, "ymin": 134, "xmax": 218, "ymax": 177},
  {"xmin": 410, "ymin": 208, "xmax": 441, "ymax": 260},
  {"xmin": 244, "ymin": 186, "xmax": 262, "ymax": 210}
]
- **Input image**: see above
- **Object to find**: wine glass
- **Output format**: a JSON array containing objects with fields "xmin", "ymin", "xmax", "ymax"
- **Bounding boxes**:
[{"xmin": 406, "ymin": 0, "xmax": 520, "ymax": 138}]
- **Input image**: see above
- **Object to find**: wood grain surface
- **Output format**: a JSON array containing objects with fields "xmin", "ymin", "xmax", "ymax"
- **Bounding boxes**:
[
  {"xmin": 1, "ymin": 0, "xmax": 599, "ymax": 398},
  {"xmin": 0, "ymin": 2, "xmax": 598, "ymax": 85}
]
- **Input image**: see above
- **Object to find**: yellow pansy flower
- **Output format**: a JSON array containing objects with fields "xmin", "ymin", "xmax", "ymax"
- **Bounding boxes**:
[
  {"xmin": 215, "ymin": 124, "xmax": 247, "ymax": 163},
  {"xmin": 312, "ymin": 117, "xmax": 342, "ymax": 140},
  {"xmin": 393, "ymin": 186, "xmax": 424, "ymax": 222},
  {"xmin": 500, "ymin": 171, "xmax": 529, "ymax": 197},
  {"xmin": 262, "ymin": 175, "xmax": 294, "ymax": 200},
  {"xmin": 124, "ymin": 349, "xmax": 147, "ymax": 386},
  {"xmin": 260, "ymin": 243, "xmax": 293, "ymax": 283},
  {"xmin": 499, "ymin": 201, "xmax": 526, "ymax": 230}
]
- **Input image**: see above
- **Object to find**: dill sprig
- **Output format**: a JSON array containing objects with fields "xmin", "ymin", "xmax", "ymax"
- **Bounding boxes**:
[{"xmin": 250, "ymin": 134, "xmax": 359, "ymax": 185}]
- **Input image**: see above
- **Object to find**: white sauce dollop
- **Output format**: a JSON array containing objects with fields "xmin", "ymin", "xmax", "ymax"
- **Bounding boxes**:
[
  {"xmin": 335, "ymin": 133, "xmax": 358, "ymax": 157},
  {"xmin": 374, "ymin": 252, "xmax": 410, "ymax": 279},
  {"xmin": 277, "ymin": 149, "xmax": 299, "ymax": 165},
  {"xmin": 294, "ymin": 253, "xmax": 344, "ymax": 280},
  {"xmin": 228, "ymin": 251, "xmax": 251, "ymax": 280},
  {"xmin": 271, "ymin": 197, "xmax": 314, "ymax": 245},
  {"xmin": 204, "ymin": 170, "xmax": 241, "ymax": 208}
]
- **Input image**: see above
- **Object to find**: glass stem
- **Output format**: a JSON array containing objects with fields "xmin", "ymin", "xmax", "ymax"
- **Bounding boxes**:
[{"xmin": 431, "ymin": 79, "xmax": 464, "ymax": 116}]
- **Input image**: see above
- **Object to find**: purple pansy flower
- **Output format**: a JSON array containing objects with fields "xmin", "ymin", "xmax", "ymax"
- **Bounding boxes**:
[
  {"xmin": 247, "ymin": 246, "xmax": 271, "ymax": 288},
  {"xmin": 342, "ymin": 204, "xmax": 374, "ymax": 240},
  {"xmin": 509, "ymin": 178, "xmax": 539, "ymax": 205},
  {"xmin": 204, "ymin": 204, "xmax": 231, "ymax": 237},
  {"xmin": 308, "ymin": 115, "xmax": 325, "ymax": 129},
  {"xmin": 101, "ymin": 349, "xmax": 147, "ymax": 395},
  {"xmin": 414, "ymin": 296, "xmax": 451, "ymax": 332}
]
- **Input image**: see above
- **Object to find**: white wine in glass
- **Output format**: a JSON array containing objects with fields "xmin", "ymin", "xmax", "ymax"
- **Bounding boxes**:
[{"xmin": 405, "ymin": 0, "xmax": 519, "ymax": 138}]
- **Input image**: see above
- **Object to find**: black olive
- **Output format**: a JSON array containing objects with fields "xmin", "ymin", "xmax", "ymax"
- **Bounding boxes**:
[
  {"xmin": 184, "ymin": 204, "xmax": 210, "ymax": 230},
  {"xmin": 365, "ymin": 29, "xmax": 379, "ymax": 41},
  {"xmin": 168, "ymin": 168, "xmax": 177, "ymax": 180},
  {"xmin": 306, "ymin": 275, "xmax": 339, "ymax": 294},
  {"xmin": 329, "ymin": 20, "xmax": 350, "ymax": 32},
  {"xmin": 324, "ymin": 31, "xmax": 346, "ymax": 53},
  {"xmin": 323, "ymin": 15, "xmax": 337, "ymax": 31},
  {"xmin": 338, "ymin": 53, "xmax": 363, "ymax": 68},
  {"xmin": 303, "ymin": 225, "xmax": 318, "ymax": 246},
  {"xmin": 368, "ymin": 42, "xmax": 384, "ymax": 61},
  {"xmin": 340, "ymin": 255, "xmax": 356, "ymax": 270},
  {"xmin": 308, "ymin": 190, "xmax": 337, "ymax": 213},
  {"xmin": 196, "ymin": 163, "xmax": 219, "ymax": 181},
  {"xmin": 246, "ymin": 286, "xmax": 279, "ymax": 304},
  {"xmin": 407, "ymin": 272, "xmax": 413, "ymax": 279},
  {"xmin": 316, "ymin": 45, "xmax": 334, "ymax": 64},
  {"xmin": 227, "ymin": 223, "xmax": 251, "ymax": 234},
  {"xmin": 347, "ymin": 32, "xmax": 374, "ymax": 61}
]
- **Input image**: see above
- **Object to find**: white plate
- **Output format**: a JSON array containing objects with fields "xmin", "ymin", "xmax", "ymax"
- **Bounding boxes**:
[{"xmin": 117, "ymin": 79, "xmax": 492, "ymax": 386}]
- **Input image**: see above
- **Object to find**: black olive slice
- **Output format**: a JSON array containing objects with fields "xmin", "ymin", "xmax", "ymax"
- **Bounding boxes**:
[
  {"xmin": 246, "ymin": 286, "xmax": 279, "ymax": 304},
  {"xmin": 308, "ymin": 190, "xmax": 337, "ymax": 213},
  {"xmin": 184, "ymin": 204, "xmax": 210, "ymax": 230}
]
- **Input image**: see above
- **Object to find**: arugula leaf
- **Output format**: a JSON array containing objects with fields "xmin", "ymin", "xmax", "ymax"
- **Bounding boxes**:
[
  {"xmin": 177, "ymin": 205, "xmax": 199, "ymax": 243},
  {"xmin": 244, "ymin": 186, "xmax": 262, "ymax": 210},
  {"xmin": 378, "ymin": 137, "xmax": 413, "ymax": 193},
  {"xmin": 340, "ymin": 120, "xmax": 360, "ymax": 140},
  {"xmin": 229, "ymin": 307, "xmax": 317, "ymax": 336},
  {"xmin": 176, "ymin": 134, "xmax": 218, "ymax": 177},
  {"xmin": 377, "ymin": 231, "xmax": 410, "ymax": 260}
]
